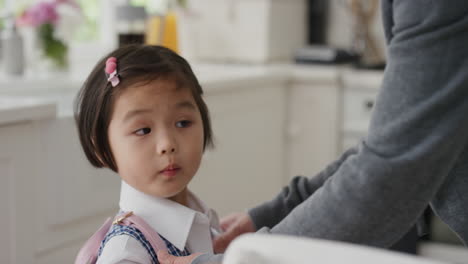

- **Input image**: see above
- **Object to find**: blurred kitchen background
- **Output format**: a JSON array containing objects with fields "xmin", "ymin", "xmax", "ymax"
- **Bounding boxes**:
[{"xmin": 0, "ymin": 0, "xmax": 466, "ymax": 263}]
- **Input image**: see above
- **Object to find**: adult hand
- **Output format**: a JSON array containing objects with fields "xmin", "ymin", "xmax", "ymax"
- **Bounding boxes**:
[
  {"xmin": 213, "ymin": 212, "xmax": 256, "ymax": 253},
  {"xmin": 157, "ymin": 250, "xmax": 202, "ymax": 264}
]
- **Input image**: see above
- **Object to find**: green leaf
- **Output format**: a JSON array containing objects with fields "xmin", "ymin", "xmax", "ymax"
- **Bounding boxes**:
[{"xmin": 38, "ymin": 23, "xmax": 68, "ymax": 68}]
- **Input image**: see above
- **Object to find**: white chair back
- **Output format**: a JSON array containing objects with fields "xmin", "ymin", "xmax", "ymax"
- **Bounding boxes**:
[{"xmin": 224, "ymin": 234, "xmax": 449, "ymax": 264}]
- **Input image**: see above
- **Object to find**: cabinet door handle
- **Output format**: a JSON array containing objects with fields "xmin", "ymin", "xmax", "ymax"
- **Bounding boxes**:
[{"xmin": 364, "ymin": 100, "xmax": 374, "ymax": 110}]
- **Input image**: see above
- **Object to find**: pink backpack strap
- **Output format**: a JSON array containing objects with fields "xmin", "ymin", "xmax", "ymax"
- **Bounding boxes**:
[
  {"xmin": 117, "ymin": 212, "xmax": 168, "ymax": 253},
  {"xmin": 74, "ymin": 211, "xmax": 167, "ymax": 264},
  {"xmin": 74, "ymin": 217, "xmax": 113, "ymax": 264}
]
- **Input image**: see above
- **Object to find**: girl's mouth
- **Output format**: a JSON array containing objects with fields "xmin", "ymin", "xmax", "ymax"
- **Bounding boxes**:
[{"xmin": 160, "ymin": 164, "xmax": 180, "ymax": 178}]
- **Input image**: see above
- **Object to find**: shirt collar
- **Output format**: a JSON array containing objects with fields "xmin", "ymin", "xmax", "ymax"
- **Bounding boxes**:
[{"xmin": 119, "ymin": 181, "xmax": 219, "ymax": 252}]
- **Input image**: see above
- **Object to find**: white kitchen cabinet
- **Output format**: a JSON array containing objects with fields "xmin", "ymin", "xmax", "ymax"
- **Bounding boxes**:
[
  {"xmin": 0, "ymin": 122, "xmax": 37, "ymax": 264},
  {"xmin": 32, "ymin": 117, "xmax": 120, "ymax": 264},
  {"xmin": 191, "ymin": 78, "xmax": 288, "ymax": 216},
  {"xmin": 0, "ymin": 114, "xmax": 120, "ymax": 263},
  {"xmin": 284, "ymin": 67, "xmax": 385, "ymax": 182},
  {"xmin": 285, "ymin": 65, "xmax": 341, "ymax": 179},
  {"xmin": 340, "ymin": 69, "xmax": 383, "ymax": 152}
]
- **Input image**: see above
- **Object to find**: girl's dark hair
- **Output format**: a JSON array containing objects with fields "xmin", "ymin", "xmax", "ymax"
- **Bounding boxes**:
[{"xmin": 74, "ymin": 45, "xmax": 213, "ymax": 172}]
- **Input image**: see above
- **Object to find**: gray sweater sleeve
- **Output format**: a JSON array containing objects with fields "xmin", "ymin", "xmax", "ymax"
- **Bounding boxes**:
[
  {"xmin": 249, "ymin": 0, "xmax": 468, "ymax": 248},
  {"xmin": 248, "ymin": 147, "xmax": 358, "ymax": 229}
]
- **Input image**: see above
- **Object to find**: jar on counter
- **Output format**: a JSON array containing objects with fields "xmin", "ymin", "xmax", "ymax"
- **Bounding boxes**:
[
  {"xmin": 1, "ymin": 15, "xmax": 25, "ymax": 76},
  {"xmin": 116, "ymin": 4, "xmax": 147, "ymax": 47}
]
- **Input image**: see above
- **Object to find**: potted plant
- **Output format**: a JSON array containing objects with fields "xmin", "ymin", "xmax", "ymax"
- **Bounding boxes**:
[{"xmin": 17, "ymin": 0, "xmax": 83, "ymax": 71}]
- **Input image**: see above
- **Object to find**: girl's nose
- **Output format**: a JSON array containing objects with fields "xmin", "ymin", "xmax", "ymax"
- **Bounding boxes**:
[
  {"xmin": 157, "ymin": 132, "xmax": 177, "ymax": 155},
  {"xmin": 160, "ymin": 147, "xmax": 176, "ymax": 155}
]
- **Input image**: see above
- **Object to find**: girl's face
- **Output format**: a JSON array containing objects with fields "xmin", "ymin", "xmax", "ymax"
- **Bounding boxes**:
[{"xmin": 108, "ymin": 79, "xmax": 204, "ymax": 205}]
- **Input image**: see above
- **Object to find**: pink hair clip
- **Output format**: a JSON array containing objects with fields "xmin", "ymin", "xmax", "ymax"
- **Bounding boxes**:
[{"xmin": 105, "ymin": 57, "xmax": 120, "ymax": 87}]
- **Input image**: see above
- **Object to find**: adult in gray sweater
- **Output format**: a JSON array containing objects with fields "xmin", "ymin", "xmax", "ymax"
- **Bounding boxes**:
[{"xmin": 158, "ymin": 1, "xmax": 468, "ymax": 263}]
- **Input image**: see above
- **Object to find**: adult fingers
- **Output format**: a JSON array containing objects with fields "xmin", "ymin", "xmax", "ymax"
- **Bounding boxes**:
[
  {"xmin": 219, "ymin": 213, "xmax": 241, "ymax": 231},
  {"xmin": 157, "ymin": 250, "xmax": 201, "ymax": 264},
  {"xmin": 213, "ymin": 226, "xmax": 240, "ymax": 253}
]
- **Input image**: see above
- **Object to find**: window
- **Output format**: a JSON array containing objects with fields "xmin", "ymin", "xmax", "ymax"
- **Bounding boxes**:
[
  {"xmin": 75, "ymin": 0, "xmax": 99, "ymax": 41},
  {"xmin": 130, "ymin": 0, "xmax": 165, "ymax": 14}
]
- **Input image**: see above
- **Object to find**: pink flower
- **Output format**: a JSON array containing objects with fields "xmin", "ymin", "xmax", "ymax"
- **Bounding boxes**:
[
  {"xmin": 17, "ymin": 0, "xmax": 80, "ymax": 27},
  {"xmin": 34, "ymin": 2, "xmax": 59, "ymax": 23}
]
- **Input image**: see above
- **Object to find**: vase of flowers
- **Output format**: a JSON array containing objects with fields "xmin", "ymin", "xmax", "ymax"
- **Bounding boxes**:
[{"xmin": 17, "ymin": 0, "xmax": 82, "ymax": 72}]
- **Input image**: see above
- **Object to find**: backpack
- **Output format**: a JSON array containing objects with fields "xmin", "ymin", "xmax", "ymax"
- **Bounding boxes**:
[{"xmin": 75, "ymin": 211, "xmax": 168, "ymax": 264}]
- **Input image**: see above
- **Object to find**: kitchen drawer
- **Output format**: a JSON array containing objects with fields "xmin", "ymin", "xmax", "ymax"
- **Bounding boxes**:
[{"xmin": 342, "ymin": 87, "xmax": 378, "ymax": 134}]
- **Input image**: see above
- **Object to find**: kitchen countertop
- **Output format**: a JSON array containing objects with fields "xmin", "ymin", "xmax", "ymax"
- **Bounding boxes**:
[
  {"xmin": 0, "ymin": 63, "xmax": 341, "ymax": 93},
  {"xmin": 0, "ymin": 96, "xmax": 56, "ymax": 125},
  {"xmin": 0, "ymin": 63, "xmax": 380, "ymax": 125}
]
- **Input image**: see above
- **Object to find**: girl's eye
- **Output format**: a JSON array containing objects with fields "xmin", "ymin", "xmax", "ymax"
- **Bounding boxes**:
[
  {"xmin": 135, "ymin": 127, "xmax": 151, "ymax": 136},
  {"xmin": 176, "ymin": 120, "xmax": 192, "ymax": 128}
]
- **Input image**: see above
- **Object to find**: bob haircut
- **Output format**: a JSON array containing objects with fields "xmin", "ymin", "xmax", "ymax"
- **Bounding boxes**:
[{"xmin": 74, "ymin": 45, "xmax": 213, "ymax": 172}]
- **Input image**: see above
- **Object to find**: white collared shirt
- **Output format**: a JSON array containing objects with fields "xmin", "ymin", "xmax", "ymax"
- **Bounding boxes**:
[{"xmin": 97, "ymin": 181, "xmax": 221, "ymax": 264}]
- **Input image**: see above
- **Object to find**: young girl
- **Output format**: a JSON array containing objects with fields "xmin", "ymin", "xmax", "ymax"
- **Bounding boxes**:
[{"xmin": 74, "ymin": 44, "xmax": 221, "ymax": 263}]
